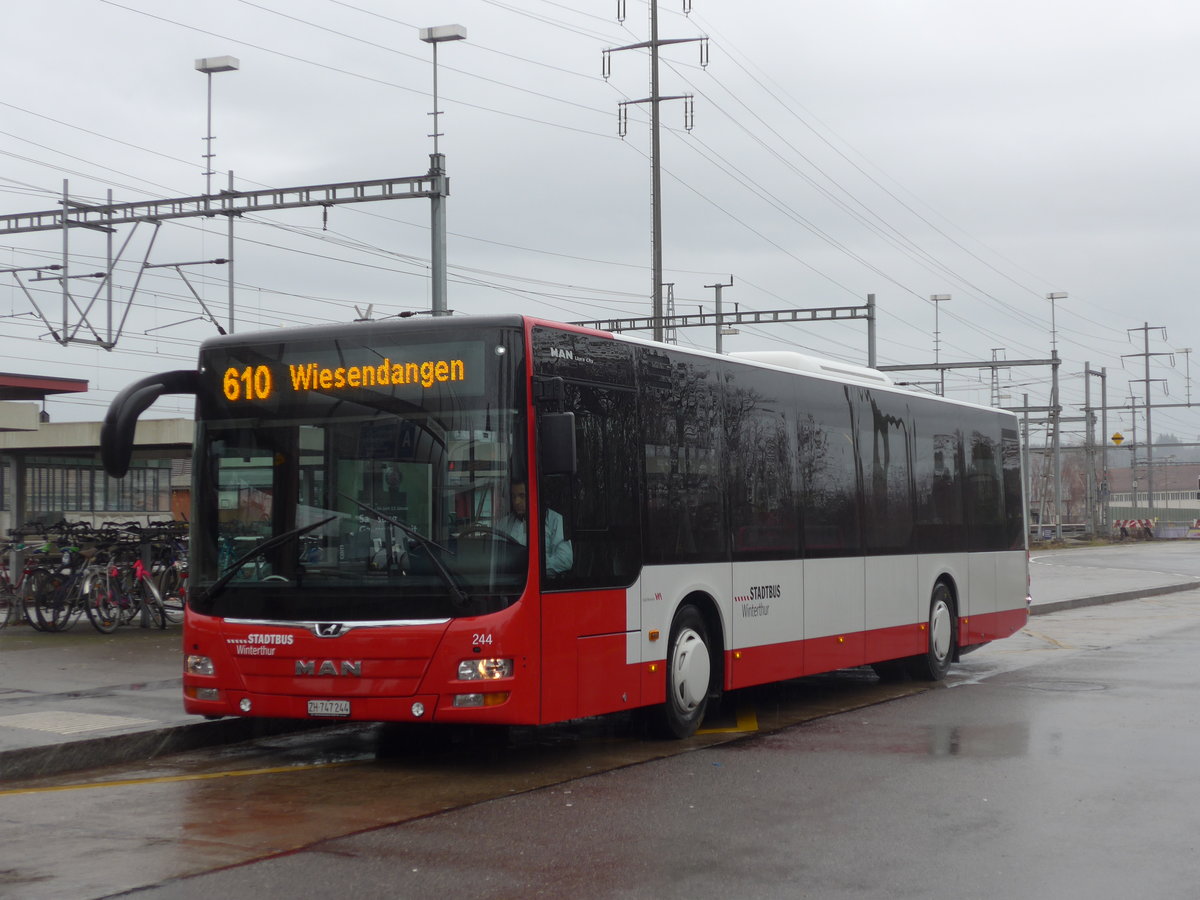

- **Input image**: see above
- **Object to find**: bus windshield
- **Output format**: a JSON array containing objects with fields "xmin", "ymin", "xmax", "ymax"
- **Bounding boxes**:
[{"xmin": 189, "ymin": 323, "xmax": 528, "ymax": 622}]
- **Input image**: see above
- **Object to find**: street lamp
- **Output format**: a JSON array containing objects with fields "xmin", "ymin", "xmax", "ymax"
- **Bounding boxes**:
[
  {"xmin": 1046, "ymin": 292, "xmax": 1067, "ymax": 354},
  {"xmin": 419, "ymin": 25, "xmax": 466, "ymax": 157},
  {"xmin": 195, "ymin": 56, "xmax": 240, "ymax": 197},
  {"xmin": 930, "ymin": 294, "xmax": 951, "ymax": 395},
  {"xmin": 419, "ymin": 25, "xmax": 466, "ymax": 318}
]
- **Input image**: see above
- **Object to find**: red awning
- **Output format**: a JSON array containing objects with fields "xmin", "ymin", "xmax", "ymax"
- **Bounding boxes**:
[{"xmin": 0, "ymin": 372, "xmax": 88, "ymax": 401}]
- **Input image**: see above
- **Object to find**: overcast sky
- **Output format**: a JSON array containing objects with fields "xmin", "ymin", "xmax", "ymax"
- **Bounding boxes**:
[{"xmin": 3, "ymin": 0, "xmax": 1199, "ymax": 449}]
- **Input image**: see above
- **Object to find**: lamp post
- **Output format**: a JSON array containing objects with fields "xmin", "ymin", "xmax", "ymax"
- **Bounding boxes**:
[
  {"xmin": 1046, "ymin": 292, "xmax": 1067, "ymax": 353},
  {"xmin": 195, "ymin": 56, "xmax": 239, "ymax": 197},
  {"xmin": 930, "ymin": 294, "xmax": 951, "ymax": 395},
  {"xmin": 195, "ymin": 56, "xmax": 239, "ymax": 332},
  {"xmin": 419, "ymin": 25, "xmax": 466, "ymax": 317}
]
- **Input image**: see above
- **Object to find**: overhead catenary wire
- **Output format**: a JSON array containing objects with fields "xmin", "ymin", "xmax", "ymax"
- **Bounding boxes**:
[{"xmin": 0, "ymin": 1, "xmax": 1193, "ymax": 441}]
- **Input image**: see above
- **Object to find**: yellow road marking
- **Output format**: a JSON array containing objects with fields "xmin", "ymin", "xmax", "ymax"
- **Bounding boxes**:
[
  {"xmin": 697, "ymin": 706, "xmax": 759, "ymax": 734},
  {"xmin": 1021, "ymin": 627, "xmax": 1073, "ymax": 650},
  {"xmin": 0, "ymin": 759, "xmax": 364, "ymax": 796}
]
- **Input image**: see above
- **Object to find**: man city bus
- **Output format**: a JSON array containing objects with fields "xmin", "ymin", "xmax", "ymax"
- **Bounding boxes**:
[{"xmin": 101, "ymin": 315, "xmax": 1029, "ymax": 739}]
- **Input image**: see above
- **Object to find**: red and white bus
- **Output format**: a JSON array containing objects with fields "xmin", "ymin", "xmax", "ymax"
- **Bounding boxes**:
[{"xmin": 102, "ymin": 315, "xmax": 1028, "ymax": 738}]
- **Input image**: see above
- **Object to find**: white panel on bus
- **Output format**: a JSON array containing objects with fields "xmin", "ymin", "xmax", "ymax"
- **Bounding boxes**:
[
  {"xmin": 729, "ymin": 559, "xmax": 803, "ymax": 650},
  {"xmin": 633, "ymin": 562, "xmax": 732, "ymax": 664},
  {"xmin": 916, "ymin": 553, "xmax": 968, "ymax": 620},
  {"xmin": 995, "ymin": 550, "xmax": 1028, "ymax": 613},
  {"xmin": 804, "ymin": 557, "xmax": 866, "ymax": 639},
  {"xmin": 966, "ymin": 553, "xmax": 998, "ymax": 620},
  {"xmin": 864, "ymin": 555, "xmax": 919, "ymax": 631}
]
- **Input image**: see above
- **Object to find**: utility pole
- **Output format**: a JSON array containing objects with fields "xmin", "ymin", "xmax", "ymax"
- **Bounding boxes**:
[
  {"xmin": 705, "ymin": 276, "xmax": 734, "ymax": 354},
  {"xmin": 866, "ymin": 293, "xmax": 877, "ymax": 367},
  {"xmin": 1124, "ymin": 323, "xmax": 1170, "ymax": 512},
  {"xmin": 930, "ymin": 294, "xmax": 951, "ymax": 395},
  {"xmin": 605, "ymin": 2, "xmax": 706, "ymax": 341},
  {"xmin": 663, "ymin": 283, "xmax": 677, "ymax": 344},
  {"xmin": 1100, "ymin": 366, "xmax": 1108, "ymax": 531},
  {"xmin": 989, "ymin": 348, "xmax": 1008, "ymax": 407},
  {"xmin": 649, "ymin": 0, "xmax": 664, "ymax": 342},
  {"xmin": 1051, "ymin": 350, "xmax": 1062, "ymax": 540},
  {"xmin": 1179, "ymin": 347, "xmax": 1193, "ymax": 405},
  {"xmin": 1127, "ymin": 392, "xmax": 1140, "ymax": 513},
  {"xmin": 1084, "ymin": 363, "xmax": 1109, "ymax": 534},
  {"xmin": 226, "ymin": 171, "xmax": 235, "ymax": 332},
  {"xmin": 1022, "ymin": 393, "xmax": 1032, "ymax": 529}
]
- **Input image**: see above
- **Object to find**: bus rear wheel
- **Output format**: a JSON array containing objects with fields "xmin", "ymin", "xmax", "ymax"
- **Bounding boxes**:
[
  {"xmin": 907, "ymin": 582, "xmax": 956, "ymax": 681},
  {"xmin": 651, "ymin": 604, "xmax": 713, "ymax": 739}
]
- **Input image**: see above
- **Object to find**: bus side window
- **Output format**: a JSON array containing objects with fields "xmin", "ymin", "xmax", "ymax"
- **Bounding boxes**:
[
  {"xmin": 539, "ymin": 381, "xmax": 641, "ymax": 589},
  {"xmin": 640, "ymin": 352, "xmax": 726, "ymax": 565}
]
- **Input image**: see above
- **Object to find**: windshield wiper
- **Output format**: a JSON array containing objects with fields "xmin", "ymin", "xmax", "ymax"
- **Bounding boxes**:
[
  {"xmin": 338, "ymin": 494, "xmax": 471, "ymax": 608},
  {"xmin": 201, "ymin": 515, "xmax": 337, "ymax": 602}
]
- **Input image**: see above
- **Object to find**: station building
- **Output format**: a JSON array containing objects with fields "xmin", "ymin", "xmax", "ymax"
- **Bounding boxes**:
[{"xmin": 0, "ymin": 373, "xmax": 192, "ymax": 536}]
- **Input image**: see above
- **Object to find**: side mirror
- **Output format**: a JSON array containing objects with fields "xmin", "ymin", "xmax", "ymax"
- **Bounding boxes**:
[
  {"xmin": 539, "ymin": 411, "xmax": 576, "ymax": 476},
  {"xmin": 101, "ymin": 370, "xmax": 199, "ymax": 477}
]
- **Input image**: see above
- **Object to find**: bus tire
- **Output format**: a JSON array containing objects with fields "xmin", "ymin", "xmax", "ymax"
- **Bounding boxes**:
[
  {"xmin": 907, "ymin": 581, "xmax": 956, "ymax": 681},
  {"xmin": 652, "ymin": 604, "xmax": 713, "ymax": 739}
]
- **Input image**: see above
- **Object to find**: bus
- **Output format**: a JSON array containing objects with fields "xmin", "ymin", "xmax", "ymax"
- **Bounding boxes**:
[{"xmin": 101, "ymin": 315, "xmax": 1029, "ymax": 739}]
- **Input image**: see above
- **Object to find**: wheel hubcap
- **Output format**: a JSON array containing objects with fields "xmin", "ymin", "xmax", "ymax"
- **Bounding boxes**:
[
  {"xmin": 930, "ymin": 597, "xmax": 952, "ymax": 662},
  {"xmin": 671, "ymin": 628, "xmax": 710, "ymax": 711}
]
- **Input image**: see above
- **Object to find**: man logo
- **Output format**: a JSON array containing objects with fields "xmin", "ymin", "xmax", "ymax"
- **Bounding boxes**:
[
  {"xmin": 315, "ymin": 623, "xmax": 344, "ymax": 637},
  {"xmin": 295, "ymin": 660, "xmax": 362, "ymax": 677}
]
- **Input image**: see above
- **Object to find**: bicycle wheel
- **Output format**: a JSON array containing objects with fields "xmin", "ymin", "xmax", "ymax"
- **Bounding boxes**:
[
  {"xmin": 31, "ymin": 569, "xmax": 73, "ymax": 632},
  {"xmin": 0, "ymin": 578, "xmax": 19, "ymax": 629},
  {"xmin": 138, "ymin": 578, "xmax": 167, "ymax": 630},
  {"xmin": 158, "ymin": 566, "xmax": 185, "ymax": 625},
  {"xmin": 84, "ymin": 570, "xmax": 121, "ymax": 634},
  {"xmin": 15, "ymin": 576, "xmax": 36, "ymax": 628},
  {"xmin": 114, "ymin": 566, "xmax": 140, "ymax": 626}
]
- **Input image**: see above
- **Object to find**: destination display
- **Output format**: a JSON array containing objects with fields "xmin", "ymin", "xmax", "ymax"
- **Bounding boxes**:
[{"xmin": 209, "ymin": 339, "xmax": 486, "ymax": 406}]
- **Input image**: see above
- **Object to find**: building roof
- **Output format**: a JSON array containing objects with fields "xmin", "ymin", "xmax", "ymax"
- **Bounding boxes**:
[{"xmin": 0, "ymin": 372, "xmax": 88, "ymax": 401}]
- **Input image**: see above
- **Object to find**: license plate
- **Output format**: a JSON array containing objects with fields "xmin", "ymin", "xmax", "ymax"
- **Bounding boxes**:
[{"xmin": 307, "ymin": 699, "xmax": 350, "ymax": 717}]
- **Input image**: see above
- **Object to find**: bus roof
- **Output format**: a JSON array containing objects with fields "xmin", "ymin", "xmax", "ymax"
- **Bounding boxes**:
[{"xmin": 200, "ymin": 314, "xmax": 1014, "ymax": 418}]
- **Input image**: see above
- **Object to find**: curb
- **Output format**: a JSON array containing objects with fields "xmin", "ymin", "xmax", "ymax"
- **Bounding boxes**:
[
  {"xmin": 1030, "ymin": 580, "xmax": 1200, "ymax": 615},
  {"xmin": 0, "ymin": 717, "xmax": 330, "ymax": 783}
]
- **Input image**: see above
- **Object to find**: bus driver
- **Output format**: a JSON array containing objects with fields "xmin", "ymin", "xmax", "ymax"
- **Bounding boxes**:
[{"xmin": 497, "ymin": 481, "xmax": 573, "ymax": 576}]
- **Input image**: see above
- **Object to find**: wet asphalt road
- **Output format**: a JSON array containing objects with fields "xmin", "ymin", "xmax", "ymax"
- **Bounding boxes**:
[
  {"xmin": 7, "ymin": 584, "xmax": 1200, "ymax": 899},
  {"xmin": 132, "ymin": 594, "xmax": 1200, "ymax": 899}
]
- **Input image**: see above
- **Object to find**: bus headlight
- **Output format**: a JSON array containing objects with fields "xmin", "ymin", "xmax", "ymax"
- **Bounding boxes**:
[
  {"xmin": 186, "ymin": 655, "xmax": 214, "ymax": 676},
  {"xmin": 457, "ymin": 658, "xmax": 513, "ymax": 680}
]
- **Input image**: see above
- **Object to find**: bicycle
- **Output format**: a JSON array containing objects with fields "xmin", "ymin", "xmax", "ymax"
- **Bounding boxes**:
[
  {"xmin": 149, "ymin": 525, "xmax": 188, "ymax": 626},
  {"xmin": 81, "ymin": 534, "xmax": 170, "ymax": 632},
  {"xmin": 0, "ymin": 542, "xmax": 36, "ymax": 629},
  {"xmin": 28, "ymin": 545, "xmax": 91, "ymax": 633}
]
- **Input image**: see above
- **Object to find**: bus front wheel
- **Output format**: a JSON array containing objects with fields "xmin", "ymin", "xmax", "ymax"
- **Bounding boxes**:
[
  {"xmin": 907, "ymin": 582, "xmax": 956, "ymax": 681},
  {"xmin": 652, "ymin": 605, "xmax": 713, "ymax": 739}
]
